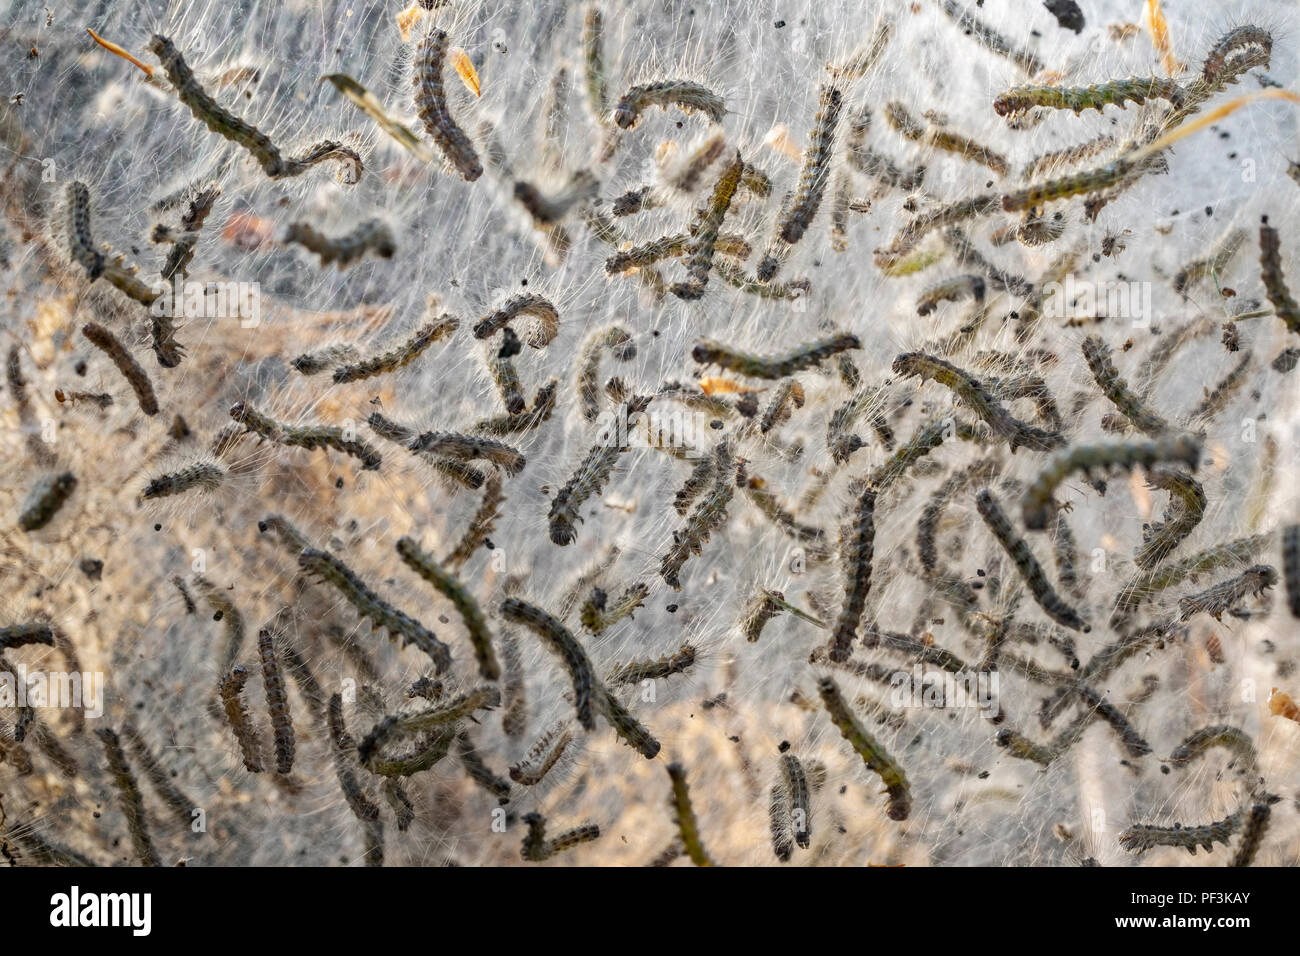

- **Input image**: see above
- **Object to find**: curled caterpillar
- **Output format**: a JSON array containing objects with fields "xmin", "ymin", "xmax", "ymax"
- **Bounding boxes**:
[
  {"xmin": 892, "ymin": 353, "xmax": 1062, "ymax": 453},
  {"xmin": 81, "ymin": 322, "xmax": 158, "ymax": 416},
  {"xmin": 18, "ymin": 472, "xmax": 77, "ymax": 532},
  {"xmin": 150, "ymin": 35, "xmax": 359, "ymax": 182},
  {"xmin": 282, "ymin": 219, "xmax": 395, "ymax": 269},
  {"xmin": 1177, "ymin": 564, "xmax": 1277, "ymax": 621},
  {"xmin": 140, "ymin": 462, "xmax": 224, "ymax": 502},
  {"xmin": 665, "ymin": 763, "xmax": 716, "ymax": 866},
  {"xmin": 994, "ymin": 77, "xmax": 1185, "ymax": 119},
  {"xmin": 661, "ymin": 441, "xmax": 735, "ymax": 589},
  {"xmin": 298, "ymin": 549, "xmax": 452, "ymax": 673},
  {"xmin": 1020, "ymin": 434, "xmax": 1202, "ymax": 530},
  {"xmin": 613, "ymin": 80, "xmax": 725, "ymax": 129},
  {"xmin": 257, "ymin": 627, "xmax": 295, "ymax": 775},
  {"xmin": 817, "ymin": 677, "xmax": 910, "ymax": 821},
  {"xmin": 580, "ymin": 583, "xmax": 649, "ymax": 635},
  {"xmin": 472, "ymin": 294, "xmax": 560, "ymax": 348},
  {"xmin": 1259, "ymin": 216, "xmax": 1300, "ymax": 335},
  {"xmin": 406, "ymin": 431, "xmax": 525, "ymax": 476},
  {"xmin": 396, "ymin": 536, "xmax": 499, "ymax": 680},
  {"xmin": 521, "ymin": 812, "xmax": 601, "ymax": 861},
  {"xmin": 230, "ymin": 401, "xmax": 382, "ymax": 470},
  {"xmin": 509, "ymin": 719, "xmax": 571, "ymax": 785},
  {"xmin": 218, "ymin": 666, "xmax": 264, "ymax": 773},
  {"xmin": 473, "ymin": 378, "xmax": 559, "ymax": 436},
  {"xmin": 576, "ymin": 326, "xmax": 635, "ymax": 422},
  {"xmin": 1119, "ymin": 813, "xmax": 1242, "ymax": 855},
  {"xmin": 1135, "ymin": 469, "xmax": 1205, "ymax": 570},
  {"xmin": 413, "ymin": 29, "xmax": 482, "ymax": 181},
  {"xmin": 693, "ymin": 333, "xmax": 859, "ymax": 379},
  {"xmin": 829, "ymin": 481, "xmax": 876, "ymax": 662},
  {"xmin": 499, "ymin": 598, "xmax": 597, "ymax": 731},
  {"xmin": 95, "ymin": 729, "xmax": 161, "ymax": 866},
  {"xmin": 332, "ymin": 316, "xmax": 458, "ymax": 384},
  {"xmin": 673, "ymin": 151, "xmax": 745, "ymax": 300},
  {"xmin": 1201, "ymin": 25, "xmax": 1272, "ymax": 87},
  {"xmin": 977, "ymin": 489, "xmax": 1089, "ymax": 633}
]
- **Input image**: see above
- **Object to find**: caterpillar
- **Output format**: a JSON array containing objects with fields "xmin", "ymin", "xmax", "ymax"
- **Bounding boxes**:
[
  {"xmin": 673, "ymin": 151, "xmax": 745, "ymax": 300},
  {"xmin": 1201, "ymin": 25, "xmax": 1273, "ymax": 87},
  {"xmin": 521, "ymin": 812, "xmax": 601, "ymax": 862},
  {"xmin": 291, "ymin": 344, "xmax": 359, "ymax": 376},
  {"xmin": 473, "ymin": 378, "xmax": 559, "ymax": 435},
  {"xmin": 323, "ymin": 72, "xmax": 433, "ymax": 164},
  {"xmin": 499, "ymin": 598, "xmax": 597, "ymax": 731},
  {"xmin": 158, "ymin": 181, "xmax": 220, "ymax": 287},
  {"xmin": 977, "ymin": 489, "xmax": 1090, "ymax": 633},
  {"xmin": 413, "ymin": 30, "xmax": 482, "ymax": 181},
  {"xmin": 282, "ymin": 219, "xmax": 396, "ymax": 269},
  {"xmin": 827, "ymin": 384, "xmax": 891, "ymax": 464},
  {"xmin": 943, "ymin": 227, "xmax": 1031, "ymax": 297},
  {"xmin": 17, "ymin": 472, "xmax": 77, "ymax": 532},
  {"xmin": 917, "ymin": 456, "xmax": 1000, "ymax": 573},
  {"xmin": 230, "ymin": 401, "xmax": 383, "ymax": 470},
  {"xmin": 1189, "ymin": 353, "xmax": 1251, "ymax": 421},
  {"xmin": 780, "ymin": 754, "xmax": 811, "ymax": 849},
  {"xmin": 278, "ymin": 636, "xmax": 327, "ymax": 726},
  {"xmin": 0, "ymin": 623, "xmax": 54, "ymax": 651},
  {"xmin": 1136, "ymin": 469, "xmax": 1206, "ymax": 569},
  {"xmin": 605, "ymin": 642, "xmax": 695, "ymax": 686},
  {"xmin": 150, "ymin": 35, "xmax": 359, "ymax": 182},
  {"xmin": 356, "ymin": 686, "xmax": 499, "ymax": 770},
  {"xmin": 576, "ymin": 326, "xmax": 635, "ymax": 422},
  {"xmin": 217, "ymin": 665, "xmax": 264, "ymax": 773},
  {"xmin": 828, "ymin": 481, "xmax": 877, "ymax": 662},
  {"xmin": 693, "ymin": 333, "xmax": 859, "ymax": 380},
  {"xmin": 665, "ymin": 763, "xmax": 716, "ymax": 866},
  {"xmin": 885, "ymin": 101, "xmax": 1007, "ymax": 174},
  {"xmin": 499, "ymin": 630, "xmax": 527, "ymax": 738},
  {"xmin": 368, "ymin": 414, "xmax": 485, "ymax": 487},
  {"xmin": 937, "ymin": 0, "xmax": 1042, "ymax": 75},
  {"xmin": 1174, "ymin": 228, "xmax": 1246, "ymax": 295},
  {"xmin": 1177, "ymin": 564, "xmax": 1277, "ymax": 621},
  {"xmin": 999, "ymin": 154, "xmax": 1137, "ymax": 214},
  {"xmin": 1229, "ymin": 802, "xmax": 1271, "ymax": 867},
  {"xmin": 1283, "ymin": 526, "xmax": 1300, "ymax": 618},
  {"xmin": 1052, "ymin": 512, "xmax": 1083, "ymax": 599},
  {"xmin": 580, "ymin": 583, "xmax": 650, "ymax": 635},
  {"xmin": 994, "ymin": 727, "xmax": 1058, "ymax": 767},
  {"xmin": 326, "ymin": 694, "xmax": 380, "ymax": 822},
  {"xmin": 332, "ymin": 316, "xmax": 458, "ymax": 384},
  {"xmin": 582, "ymin": 3, "xmax": 607, "ymax": 120},
  {"xmin": 1272, "ymin": 346, "xmax": 1300, "ymax": 373},
  {"xmin": 405, "ymin": 432, "xmax": 525, "ymax": 476},
  {"xmin": 298, "ymin": 549, "xmax": 452, "ymax": 673},
  {"xmin": 740, "ymin": 589, "xmax": 784, "ymax": 643},
  {"xmin": 816, "ymin": 677, "xmax": 910, "ymax": 820},
  {"xmin": 95, "ymin": 729, "xmax": 161, "ymax": 866},
  {"xmin": 1081, "ymin": 336, "xmax": 1170, "ymax": 436},
  {"xmin": 917, "ymin": 274, "xmax": 985, "ymax": 317},
  {"xmin": 548, "ymin": 397, "xmax": 649, "ymax": 544},
  {"xmin": 1021, "ymin": 434, "xmax": 1202, "ymax": 530},
  {"xmin": 605, "ymin": 232, "xmax": 752, "ymax": 275},
  {"xmin": 257, "ymin": 626, "xmax": 295, "ymax": 775},
  {"xmin": 472, "ymin": 294, "xmax": 560, "ymax": 348},
  {"xmin": 1169, "ymin": 725, "xmax": 1259, "ymax": 785},
  {"xmin": 1020, "ymin": 133, "xmax": 1117, "ymax": 180},
  {"xmin": 140, "ymin": 462, "xmax": 225, "ymax": 501},
  {"xmin": 613, "ymin": 80, "xmax": 725, "ymax": 130},
  {"xmin": 759, "ymin": 380, "xmax": 805, "ymax": 435},
  {"xmin": 892, "ymin": 353, "xmax": 1062, "ymax": 454},
  {"xmin": 740, "ymin": 474, "xmax": 827, "ymax": 549},
  {"xmin": 712, "ymin": 259, "xmax": 811, "ymax": 299},
  {"xmin": 64, "ymin": 181, "xmax": 103, "ymax": 278},
  {"xmin": 114, "ymin": 720, "xmax": 193, "ymax": 830},
  {"xmin": 1119, "ymin": 812, "xmax": 1244, "ymax": 854},
  {"xmin": 396, "ymin": 536, "xmax": 499, "ymax": 681},
  {"xmin": 170, "ymin": 575, "xmax": 197, "ymax": 615},
  {"xmin": 442, "ymin": 472, "xmax": 505, "ymax": 570},
  {"xmin": 770, "ymin": 784, "xmax": 793, "ymax": 862},
  {"xmin": 592, "ymin": 684, "xmax": 661, "ymax": 758},
  {"xmin": 665, "ymin": 130, "xmax": 727, "ymax": 193},
  {"xmin": 509, "ymin": 719, "xmax": 571, "ymax": 785},
  {"xmin": 455, "ymin": 731, "xmax": 512, "ymax": 802},
  {"xmin": 514, "ymin": 170, "xmax": 599, "ymax": 225},
  {"xmin": 382, "ymin": 779, "xmax": 415, "ymax": 832},
  {"xmin": 874, "ymin": 192, "xmax": 1000, "ymax": 269},
  {"xmin": 661, "ymin": 441, "xmax": 735, "ymax": 589},
  {"xmin": 1259, "ymin": 216, "xmax": 1300, "ymax": 334},
  {"xmin": 81, "ymin": 322, "xmax": 158, "ymax": 416},
  {"xmin": 994, "ymin": 77, "xmax": 1185, "ymax": 119}
]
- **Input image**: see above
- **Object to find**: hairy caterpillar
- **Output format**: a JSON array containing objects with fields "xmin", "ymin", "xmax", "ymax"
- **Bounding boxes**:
[
  {"xmin": 218, "ymin": 666, "xmax": 264, "ymax": 773},
  {"xmin": 937, "ymin": 0, "xmax": 1042, "ymax": 75},
  {"xmin": 442, "ymin": 472, "xmax": 504, "ymax": 570},
  {"xmin": 1174, "ymin": 228, "xmax": 1246, "ymax": 295},
  {"xmin": 613, "ymin": 80, "xmax": 725, "ymax": 130},
  {"xmin": 592, "ymin": 684, "xmax": 661, "ymax": 758},
  {"xmin": 673, "ymin": 151, "xmax": 745, "ymax": 299},
  {"xmin": 1200, "ymin": 25, "xmax": 1273, "ymax": 87},
  {"xmin": 158, "ymin": 181, "xmax": 220, "ymax": 294},
  {"xmin": 405, "ymin": 432, "xmax": 525, "ymax": 476},
  {"xmin": 712, "ymin": 259, "xmax": 811, "ymax": 299},
  {"xmin": 18, "ymin": 472, "xmax": 77, "ymax": 532},
  {"xmin": 874, "ymin": 192, "xmax": 1000, "ymax": 269},
  {"xmin": 514, "ymin": 170, "xmax": 599, "ymax": 225},
  {"xmin": 780, "ymin": 754, "xmax": 811, "ymax": 849},
  {"xmin": 1119, "ymin": 812, "xmax": 1242, "ymax": 854},
  {"xmin": 917, "ymin": 274, "xmax": 985, "ymax": 317},
  {"xmin": 291, "ymin": 344, "xmax": 359, "ymax": 376},
  {"xmin": 499, "ymin": 598, "xmax": 597, "ymax": 731},
  {"xmin": 472, "ymin": 294, "xmax": 560, "ymax": 348},
  {"xmin": 325, "ymin": 694, "xmax": 379, "ymax": 822},
  {"xmin": 1021, "ymin": 435, "xmax": 1203, "ymax": 530},
  {"xmin": 230, "ymin": 401, "xmax": 383, "ymax": 470},
  {"xmin": 740, "ymin": 474, "xmax": 827, "ymax": 550},
  {"xmin": 1168, "ymin": 725, "xmax": 1258, "ymax": 782},
  {"xmin": 1259, "ymin": 216, "xmax": 1300, "ymax": 334},
  {"xmin": 1229, "ymin": 802, "xmax": 1271, "ymax": 867},
  {"xmin": 1135, "ymin": 469, "xmax": 1205, "ymax": 570},
  {"xmin": 665, "ymin": 763, "xmax": 716, "ymax": 866},
  {"xmin": 95, "ymin": 729, "xmax": 161, "ymax": 866},
  {"xmin": 576, "ymin": 326, "xmax": 635, "ymax": 422},
  {"xmin": 509, "ymin": 719, "xmax": 571, "ymax": 785},
  {"xmin": 582, "ymin": 3, "xmax": 607, "ymax": 120},
  {"xmin": 367, "ymin": 414, "xmax": 485, "ymax": 487},
  {"xmin": 827, "ymin": 384, "xmax": 891, "ymax": 464},
  {"xmin": 256, "ymin": 627, "xmax": 295, "ymax": 775},
  {"xmin": 828, "ymin": 481, "xmax": 876, "ymax": 662},
  {"xmin": 0, "ymin": 623, "xmax": 53, "ymax": 650},
  {"xmin": 994, "ymin": 727, "xmax": 1057, "ymax": 766},
  {"xmin": 396, "ymin": 536, "xmax": 500, "ymax": 680},
  {"xmin": 357, "ymin": 686, "xmax": 498, "ymax": 771},
  {"xmin": 759, "ymin": 380, "xmax": 805, "ymax": 435},
  {"xmin": 116, "ymin": 718, "xmax": 196, "ymax": 830},
  {"xmin": 739, "ymin": 589, "xmax": 784, "ymax": 643},
  {"xmin": 816, "ymin": 677, "xmax": 910, "ymax": 821},
  {"xmin": 521, "ymin": 812, "xmax": 601, "ymax": 862},
  {"xmin": 140, "ymin": 462, "xmax": 225, "ymax": 501},
  {"xmin": 81, "ymin": 322, "xmax": 159, "ymax": 416},
  {"xmin": 282, "ymin": 219, "xmax": 396, "ymax": 269},
  {"xmin": 943, "ymin": 228, "xmax": 1031, "ymax": 297},
  {"xmin": 64, "ymin": 181, "xmax": 103, "ymax": 278},
  {"xmin": 381, "ymin": 779, "xmax": 414, "ymax": 832},
  {"xmin": 1176, "ymin": 564, "xmax": 1277, "ymax": 621},
  {"xmin": 885, "ymin": 101, "xmax": 1007, "ymax": 174},
  {"xmin": 580, "ymin": 583, "xmax": 649, "ymax": 635},
  {"xmin": 673, "ymin": 454, "xmax": 716, "ymax": 517},
  {"xmin": 473, "ymin": 378, "xmax": 559, "ymax": 435},
  {"xmin": 977, "ymin": 489, "xmax": 1090, "ymax": 633},
  {"xmin": 1283, "ymin": 525, "xmax": 1300, "ymax": 618},
  {"xmin": 917, "ymin": 456, "xmax": 1000, "ymax": 573},
  {"xmin": 664, "ymin": 131, "xmax": 727, "ymax": 194},
  {"xmin": 332, "ymin": 316, "xmax": 458, "ymax": 384},
  {"xmin": 1020, "ymin": 133, "xmax": 1117, "ymax": 180},
  {"xmin": 548, "ymin": 397, "xmax": 649, "ymax": 544},
  {"xmin": 150, "ymin": 35, "xmax": 359, "ymax": 182},
  {"xmin": 298, "ymin": 549, "xmax": 452, "ymax": 673},
  {"xmin": 413, "ymin": 30, "xmax": 482, "ymax": 181},
  {"xmin": 891, "ymin": 353, "xmax": 1062, "ymax": 453},
  {"xmin": 1189, "ymin": 353, "xmax": 1251, "ymax": 421},
  {"xmin": 661, "ymin": 441, "xmax": 735, "ymax": 590},
  {"xmin": 1081, "ymin": 336, "xmax": 1170, "ymax": 436},
  {"xmin": 323, "ymin": 72, "xmax": 432, "ymax": 164},
  {"xmin": 455, "ymin": 731, "xmax": 512, "ymax": 802},
  {"xmin": 994, "ymin": 77, "xmax": 1184, "ymax": 119},
  {"xmin": 605, "ymin": 642, "xmax": 695, "ymax": 686},
  {"xmin": 999, "ymin": 154, "xmax": 1138, "ymax": 214},
  {"xmin": 770, "ymin": 784, "xmax": 793, "ymax": 862},
  {"xmin": 693, "ymin": 333, "xmax": 859, "ymax": 379},
  {"xmin": 754, "ymin": 85, "xmax": 843, "ymax": 282}
]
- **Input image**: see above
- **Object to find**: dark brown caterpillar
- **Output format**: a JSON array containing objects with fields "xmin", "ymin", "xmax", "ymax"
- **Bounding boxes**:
[
  {"xmin": 282, "ymin": 219, "xmax": 395, "ymax": 269},
  {"xmin": 548, "ymin": 398, "xmax": 649, "ymax": 545},
  {"xmin": 290, "ymin": 344, "xmax": 358, "ymax": 376},
  {"xmin": 661, "ymin": 441, "xmax": 735, "ymax": 589},
  {"xmin": 829, "ymin": 481, "xmax": 876, "ymax": 662},
  {"xmin": 1259, "ymin": 216, "xmax": 1300, "ymax": 335},
  {"xmin": 120, "ymin": 718, "xmax": 197, "ymax": 829},
  {"xmin": 95, "ymin": 729, "xmax": 161, "ymax": 866},
  {"xmin": 1283, "ymin": 525, "xmax": 1300, "ymax": 618},
  {"xmin": 499, "ymin": 598, "xmax": 597, "ymax": 731},
  {"xmin": 1119, "ymin": 812, "xmax": 1242, "ymax": 855},
  {"xmin": 455, "ymin": 731, "xmax": 512, "ymax": 802},
  {"xmin": 694, "ymin": 333, "xmax": 859, "ymax": 380},
  {"xmin": 1229, "ymin": 802, "xmax": 1271, "ymax": 867},
  {"xmin": 257, "ymin": 626, "xmax": 295, "ymax": 775},
  {"xmin": 917, "ymin": 456, "xmax": 1000, "ymax": 573},
  {"xmin": 521, "ymin": 812, "xmax": 601, "ymax": 861},
  {"xmin": 780, "ymin": 754, "xmax": 811, "ymax": 849},
  {"xmin": 592, "ymin": 684, "xmax": 661, "ymax": 758},
  {"xmin": 0, "ymin": 623, "xmax": 54, "ymax": 650},
  {"xmin": 413, "ymin": 29, "xmax": 482, "ymax": 181},
  {"xmin": 514, "ymin": 170, "xmax": 599, "ymax": 225},
  {"xmin": 1168, "ymin": 724, "xmax": 1258, "ymax": 781},
  {"xmin": 613, "ymin": 80, "xmax": 725, "ymax": 129},
  {"xmin": 1081, "ymin": 336, "xmax": 1170, "ymax": 436},
  {"xmin": 817, "ymin": 677, "xmax": 910, "ymax": 820},
  {"xmin": 140, "ymin": 462, "xmax": 224, "ymax": 501},
  {"xmin": 1177, "ymin": 565, "xmax": 1277, "ymax": 621},
  {"xmin": 326, "ymin": 694, "xmax": 378, "ymax": 821},
  {"xmin": 396, "ymin": 536, "xmax": 499, "ymax": 680},
  {"xmin": 673, "ymin": 151, "xmax": 745, "ymax": 300},
  {"xmin": 81, "ymin": 322, "xmax": 158, "ymax": 416},
  {"xmin": 18, "ymin": 472, "xmax": 77, "ymax": 532},
  {"xmin": 1136, "ymin": 469, "xmax": 1205, "ymax": 569},
  {"xmin": 332, "ymin": 316, "xmax": 458, "ymax": 384},
  {"xmin": 217, "ymin": 665, "xmax": 264, "ymax": 773},
  {"xmin": 230, "ymin": 401, "xmax": 382, "ymax": 470}
]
